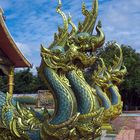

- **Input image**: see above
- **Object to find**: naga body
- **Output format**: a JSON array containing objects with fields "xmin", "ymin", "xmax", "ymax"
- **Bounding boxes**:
[{"xmin": 0, "ymin": 0, "xmax": 126, "ymax": 139}]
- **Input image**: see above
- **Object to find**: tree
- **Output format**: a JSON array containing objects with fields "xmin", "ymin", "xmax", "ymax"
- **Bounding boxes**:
[
  {"xmin": 119, "ymin": 45, "xmax": 140, "ymax": 109},
  {"xmin": 0, "ymin": 75, "xmax": 8, "ymax": 93},
  {"xmin": 0, "ymin": 68, "xmax": 48, "ymax": 94},
  {"xmin": 14, "ymin": 68, "xmax": 48, "ymax": 93}
]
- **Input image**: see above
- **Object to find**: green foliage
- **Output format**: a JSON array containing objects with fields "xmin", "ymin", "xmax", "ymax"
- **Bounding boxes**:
[
  {"xmin": 85, "ymin": 41, "xmax": 140, "ymax": 110},
  {"xmin": 97, "ymin": 42, "xmax": 140, "ymax": 110},
  {"xmin": 14, "ymin": 68, "xmax": 48, "ymax": 93},
  {"xmin": 0, "ymin": 68, "xmax": 48, "ymax": 94},
  {"xmin": 0, "ymin": 76, "xmax": 8, "ymax": 93}
]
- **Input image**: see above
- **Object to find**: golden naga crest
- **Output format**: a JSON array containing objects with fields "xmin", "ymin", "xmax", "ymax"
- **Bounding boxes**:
[{"xmin": 38, "ymin": 0, "xmax": 126, "ymax": 139}]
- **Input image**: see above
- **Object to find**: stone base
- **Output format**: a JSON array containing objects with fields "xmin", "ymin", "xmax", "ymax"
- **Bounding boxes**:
[{"xmin": 99, "ymin": 130, "xmax": 117, "ymax": 140}]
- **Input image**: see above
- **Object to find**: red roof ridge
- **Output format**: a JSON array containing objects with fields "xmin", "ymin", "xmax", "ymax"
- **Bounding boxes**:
[{"xmin": 0, "ymin": 8, "xmax": 31, "ymax": 68}]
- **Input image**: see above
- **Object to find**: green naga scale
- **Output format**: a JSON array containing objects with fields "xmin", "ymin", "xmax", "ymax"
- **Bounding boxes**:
[{"xmin": 0, "ymin": 0, "xmax": 127, "ymax": 139}]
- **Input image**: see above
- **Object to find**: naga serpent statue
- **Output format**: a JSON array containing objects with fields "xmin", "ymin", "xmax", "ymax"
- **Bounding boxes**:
[{"xmin": 0, "ymin": 0, "xmax": 126, "ymax": 139}]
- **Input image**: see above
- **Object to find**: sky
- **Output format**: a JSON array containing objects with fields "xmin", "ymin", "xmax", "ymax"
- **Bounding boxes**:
[{"xmin": 0, "ymin": 0, "xmax": 140, "ymax": 73}]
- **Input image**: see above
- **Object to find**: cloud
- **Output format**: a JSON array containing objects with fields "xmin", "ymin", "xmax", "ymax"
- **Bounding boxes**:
[
  {"xmin": 16, "ymin": 42, "xmax": 32, "ymax": 57},
  {"xmin": 0, "ymin": 0, "xmax": 11, "ymax": 10},
  {"xmin": 97, "ymin": 0, "xmax": 140, "ymax": 51},
  {"xmin": 15, "ymin": 42, "xmax": 41, "ymax": 70},
  {"xmin": 1, "ymin": 0, "xmax": 139, "ymax": 73}
]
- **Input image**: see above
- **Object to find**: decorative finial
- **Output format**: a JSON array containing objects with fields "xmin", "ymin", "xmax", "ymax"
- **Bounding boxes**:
[{"xmin": 58, "ymin": 0, "xmax": 62, "ymax": 6}]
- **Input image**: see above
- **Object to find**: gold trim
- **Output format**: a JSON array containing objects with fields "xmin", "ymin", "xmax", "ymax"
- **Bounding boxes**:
[{"xmin": 8, "ymin": 67, "xmax": 14, "ymax": 95}]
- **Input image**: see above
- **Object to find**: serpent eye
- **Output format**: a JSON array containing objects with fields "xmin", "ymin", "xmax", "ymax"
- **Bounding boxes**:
[
  {"xmin": 51, "ymin": 46, "xmax": 65, "ymax": 54},
  {"xmin": 90, "ymin": 38, "xmax": 96, "ymax": 44},
  {"xmin": 78, "ymin": 35, "xmax": 84, "ymax": 41}
]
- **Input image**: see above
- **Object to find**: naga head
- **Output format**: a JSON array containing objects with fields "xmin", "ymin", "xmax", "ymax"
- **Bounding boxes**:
[
  {"xmin": 41, "ymin": 0, "xmax": 105, "ymax": 71},
  {"xmin": 92, "ymin": 43, "xmax": 127, "ymax": 88},
  {"xmin": 66, "ymin": 20, "xmax": 105, "ymax": 52}
]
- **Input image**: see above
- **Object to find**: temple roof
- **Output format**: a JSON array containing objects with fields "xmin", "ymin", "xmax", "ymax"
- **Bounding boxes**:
[{"xmin": 0, "ymin": 8, "xmax": 31, "ymax": 68}]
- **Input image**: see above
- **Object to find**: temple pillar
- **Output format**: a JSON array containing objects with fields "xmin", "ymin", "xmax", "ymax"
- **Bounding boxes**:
[{"xmin": 8, "ymin": 67, "xmax": 14, "ymax": 95}]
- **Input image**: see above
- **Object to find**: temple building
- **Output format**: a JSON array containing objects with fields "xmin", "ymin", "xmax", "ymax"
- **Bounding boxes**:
[{"xmin": 0, "ymin": 8, "xmax": 31, "ymax": 95}]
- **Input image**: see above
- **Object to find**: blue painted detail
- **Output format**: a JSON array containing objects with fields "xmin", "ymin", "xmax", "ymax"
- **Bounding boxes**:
[
  {"xmin": 4, "ymin": 111, "xmax": 13, "ymax": 126},
  {"xmin": 0, "ymin": 91, "xmax": 42, "ymax": 139},
  {"xmin": 44, "ymin": 67, "xmax": 76, "ymax": 124},
  {"xmin": 0, "ymin": 91, "xmax": 15, "ymax": 126},
  {"xmin": 66, "ymin": 71, "xmax": 92, "ymax": 114},
  {"xmin": 11, "ymin": 98, "xmax": 17, "ymax": 106},
  {"xmin": 95, "ymin": 85, "xmax": 111, "ymax": 109},
  {"xmin": 27, "ymin": 130, "xmax": 41, "ymax": 140},
  {"xmin": 0, "ymin": 92, "xmax": 7, "ymax": 122},
  {"xmin": 108, "ymin": 86, "xmax": 119, "ymax": 105}
]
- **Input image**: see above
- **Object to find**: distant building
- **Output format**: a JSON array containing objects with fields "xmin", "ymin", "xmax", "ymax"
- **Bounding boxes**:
[
  {"xmin": 37, "ymin": 90, "xmax": 55, "ymax": 109},
  {"xmin": 13, "ymin": 90, "xmax": 55, "ymax": 109}
]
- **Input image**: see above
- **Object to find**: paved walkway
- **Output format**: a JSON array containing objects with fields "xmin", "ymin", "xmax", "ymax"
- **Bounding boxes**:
[{"xmin": 112, "ymin": 115, "xmax": 140, "ymax": 140}]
